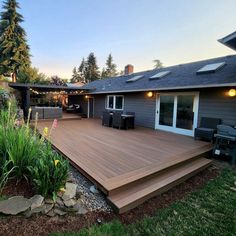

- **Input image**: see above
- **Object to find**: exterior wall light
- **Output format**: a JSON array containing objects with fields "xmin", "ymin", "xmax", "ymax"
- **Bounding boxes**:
[
  {"xmin": 228, "ymin": 89, "xmax": 236, "ymax": 97},
  {"xmin": 147, "ymin": 91, "xmax": 153, "ymax": 98},
  {"xmin": 85, "ymin": 95, "xmax": 89, "ymax": 99}
]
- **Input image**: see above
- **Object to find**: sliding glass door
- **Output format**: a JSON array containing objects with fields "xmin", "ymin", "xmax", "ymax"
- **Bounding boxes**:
[{"xmin": 156, "ymin": 92, "xmax": 199, "ymax": 136}]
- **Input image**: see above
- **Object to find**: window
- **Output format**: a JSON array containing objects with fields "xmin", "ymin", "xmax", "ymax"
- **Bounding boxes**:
[
  {"xmin": 126, "ymin": 75, "xmax": 143, "ymax": 83},
  {"xmin": 108, "ymin": 96, "xmax": 114, "ymax": 109},
  {"xmin": 196, "ymin": 62, "xmax": 226, "ymax": 74},
  {"xmin": 106, "ymin": 95, "xmax": 124, "ymax": 110},
  {"xmin": 149, "ymin": 71, "xmax": 171, "ymax": 80}
]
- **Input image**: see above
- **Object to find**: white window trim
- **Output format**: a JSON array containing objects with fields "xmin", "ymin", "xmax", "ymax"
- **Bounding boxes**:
[
  {"xmin": 155, "ymin": 91, "xmax": 199, "ymax": 137},
  {"xmin": 106, "ymin": 95, "xmax": 124, "ymax": 111}
]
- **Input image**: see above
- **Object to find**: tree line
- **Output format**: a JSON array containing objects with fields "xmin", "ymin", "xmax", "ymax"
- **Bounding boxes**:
[{"xmin": 71, "ymin": 53, "xmax": 120, "ymax": 83}]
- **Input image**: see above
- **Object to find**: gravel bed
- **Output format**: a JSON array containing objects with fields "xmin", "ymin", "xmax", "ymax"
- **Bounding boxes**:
[{"xmin": 68, "ymin": 165, "xmax": 113, "ymax": 212}]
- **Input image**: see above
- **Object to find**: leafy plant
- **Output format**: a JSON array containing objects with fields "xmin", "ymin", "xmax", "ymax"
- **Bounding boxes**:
[
  {"xmin": 0, "ymin": 103, "xmax": 69, "ymax": 197},
  {"xmin": 28, "ymin": 142, "xmax": 69, "ymax": 197}
]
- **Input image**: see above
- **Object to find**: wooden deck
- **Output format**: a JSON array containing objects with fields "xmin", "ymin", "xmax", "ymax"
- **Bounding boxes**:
[{"xmin": 37, "ymin": 118, "xmax": 212, "ymax": 213}]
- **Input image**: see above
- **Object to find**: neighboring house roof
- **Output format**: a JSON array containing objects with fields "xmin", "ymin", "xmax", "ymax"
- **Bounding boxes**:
[
  {"xmin": 81, "ymin": 55, "xmax": 236, "ymax": 94},
  {"xmin": 218, "ymin": 31, "xmax": 236, "ymax": 51}
]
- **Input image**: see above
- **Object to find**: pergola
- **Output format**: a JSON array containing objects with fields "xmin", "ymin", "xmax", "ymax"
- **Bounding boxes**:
[{"xmin": 8, "ymin": 82, "xmax": 91, "ymax": 117}]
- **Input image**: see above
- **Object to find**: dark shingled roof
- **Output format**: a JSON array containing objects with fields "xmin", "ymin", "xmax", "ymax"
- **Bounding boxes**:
[{"xmin": 82, "ymin": 55, "xmax": 236, "ymax": 94}]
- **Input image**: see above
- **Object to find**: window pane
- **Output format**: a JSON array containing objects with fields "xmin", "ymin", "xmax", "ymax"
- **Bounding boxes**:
[
  {"xmin": 159, "ymin": 95, "xmax": 174, "ymax": 126},
  {"xmin": 108, "ymin": 96, "xmax": 114, "ymax": 109},
  {"xmin": 115, "ymin": 96, "xmax": 123, "ymax": 109},
  {"xmin": 176, "ymin": 95, "xmax": 194, "ymax": 130}
]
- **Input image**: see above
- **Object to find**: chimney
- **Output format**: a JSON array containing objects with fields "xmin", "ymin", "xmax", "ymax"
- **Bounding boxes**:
[{"xmin": 124, "ymin": 64, "xmax": 134, "ymax": 75}]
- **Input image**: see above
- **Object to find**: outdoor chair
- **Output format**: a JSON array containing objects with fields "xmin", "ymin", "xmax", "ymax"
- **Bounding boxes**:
[
  {"xmin": 112, "ymin": 112, "xmax": 125, "ymax": 129},
  {"xmin": 102, "ymin": 111, "xmax": 111, "ymax": 127},
  {"xmin": 125, "ymin": 112, "xmax": 135, "ymax": 129},
  {"xmin": 194, "ymin": 117, "xmax": 221, "ymax": 142},
  {"xmin": 66, "ymin": 104, "xmax": 81, "ymax": 113}
]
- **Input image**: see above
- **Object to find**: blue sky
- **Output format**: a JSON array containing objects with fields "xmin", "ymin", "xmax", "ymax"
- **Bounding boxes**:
[{"xmin": 7, "ymin": 0, "xmax": 236, "ymax": 79}]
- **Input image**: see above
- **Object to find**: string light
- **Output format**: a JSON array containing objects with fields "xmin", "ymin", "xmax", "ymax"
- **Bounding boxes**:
[{"xmin": 30, "ymin": 89, "xmax": 85, "ymax": 95}]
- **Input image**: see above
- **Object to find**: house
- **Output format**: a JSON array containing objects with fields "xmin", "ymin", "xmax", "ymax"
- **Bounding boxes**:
[
  {"xmin": 8, "ymin": 32, "xmax": 236, "ymax": 213},
  {"xmin": 68, "ymin": 32, "xmax": 236, "ymax": 137}
]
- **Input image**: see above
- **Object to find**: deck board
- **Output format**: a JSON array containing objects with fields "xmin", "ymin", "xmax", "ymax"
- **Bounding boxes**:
[{"xmin": 37, "ymin": 118, "xmax": 211, "ymax": 193}]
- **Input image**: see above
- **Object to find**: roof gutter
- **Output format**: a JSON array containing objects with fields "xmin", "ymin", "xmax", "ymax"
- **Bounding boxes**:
[{"xmin": 84, "ymin": 83, "xmax": 236, "ymax": 94}]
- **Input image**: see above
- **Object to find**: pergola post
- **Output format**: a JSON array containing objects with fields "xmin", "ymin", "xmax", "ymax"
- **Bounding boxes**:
[{"xmin": 22, "ymin": 88, "xmax": 30, "ymax": 119}]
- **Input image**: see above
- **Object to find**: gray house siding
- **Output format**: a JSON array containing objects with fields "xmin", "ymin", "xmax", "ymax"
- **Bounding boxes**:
[
  {"xmin": 123, "ymin": 92, "xmax": 156, "ymax": 128},
  {"xmin": 69, "ymin": 87, "xmax": 236, "ymax": 129},
  {"xmin": 92, "ymin": 92, "xmax": 156, "ymax": 128},
  {"xmin": 198, "ymin": 88, "xmax": 236, "ymax": 126},
  {"xmin": 94, "ymin": 95, "xmax": 106, "ymax": 118}
]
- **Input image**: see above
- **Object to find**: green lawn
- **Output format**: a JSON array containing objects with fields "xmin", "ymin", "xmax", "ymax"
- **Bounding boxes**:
[{"xmin": 52, "ymin": 168, "xmax": 236, "ymax": 236}]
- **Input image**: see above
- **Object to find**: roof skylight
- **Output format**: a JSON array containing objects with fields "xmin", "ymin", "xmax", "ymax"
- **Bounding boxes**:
[
  {"xmin": 196, "ymin": 62, "xmax": 226, "ymax": 74},
  {"xmin": 149, "ymin": 71, "xmax": 171, "ymax": 80},
  {"xmin": 126, "ymin": 75, "xmax": 143, "ymax": 83}
]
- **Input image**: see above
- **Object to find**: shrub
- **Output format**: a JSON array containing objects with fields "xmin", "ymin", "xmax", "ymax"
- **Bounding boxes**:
[
  {"xmin": 28, "ymin": 142, "xmax": 69, "ymax": 198},
  {"xmin": 0, "ymin": 88, "xmax": 10, "ymax": 109},
  {"xmin": 0, "ymin": 105, "xmax": 69, "ymax": 197},
  {"xmin": 0, "ymin": 88, "xmax": 17, "ymax": 112}
]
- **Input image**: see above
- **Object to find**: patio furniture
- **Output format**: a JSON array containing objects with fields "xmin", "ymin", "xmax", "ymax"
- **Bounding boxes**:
[
  {"xmin": 213, "ymin": 125, "xmax": 236, "ymax": 165},
  {"xmin": 194, "ymin": 117, "xmax": 221, "ymax": 142},
  {"xmin": 66, "ymin": 104, "xmax": 81, "ymax": 113},
  {"xmin": 124, "ymin": 112, "xmax": 135, "ymax": 129},
  {"xmin": 112, "ymin": 112, "xmax": 125, "ymax": 129},
  {"xmin": 31, "ymin": 107, "xmax": 44, "ymax": 120},
  {"xmin": 31, "ymin": 107, "xmax": 62, "ymax": 120},
  {"xmin": 102, "ymin": 111, "xmax": 112, "ymax": 127},
  {"xmin": 44, "ymin": 107, "xmax": 62, "ymax": 119}
]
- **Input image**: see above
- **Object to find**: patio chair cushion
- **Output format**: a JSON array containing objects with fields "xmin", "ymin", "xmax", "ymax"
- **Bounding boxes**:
[
  {"xmin": 194, "ymin": 127, "xmax": 215, "ymax": 142},
  {"xmin": 194, "ymin": 117, "xmax": 221, "ymax": 142},
  {"xmin": 31, "ymin": 107, "xmax": 44, "ymax": 120},
  {"xmin": 43, "ymin": 107, "xmax": 62, "ymax": 119}
]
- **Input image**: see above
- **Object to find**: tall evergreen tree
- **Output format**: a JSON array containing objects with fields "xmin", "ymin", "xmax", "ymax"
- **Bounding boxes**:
[
  {"xmin": 71, "ymin": 66, "xmax": 80, "ymax": 83},
  {"xmin": 104, "ymin": 53, "xmax": 117, "ymax": 78},
  {"xmin": 153, "ymin": 59, "xmax": 163, "ymax": 69},
  {"xmin": 0, "ymin": 0, "xmax": 31, "ymax": 82},
  {"xmin": 84, "ymin": 52, "xmax": 100, "ymax": 83},
  {"xmin": 101, "ymin": 67, "xmax": 107, "ymax": 79},
  {"xmin": 78, "ymin": 58, "xmax": 86, "ymax": 82}
]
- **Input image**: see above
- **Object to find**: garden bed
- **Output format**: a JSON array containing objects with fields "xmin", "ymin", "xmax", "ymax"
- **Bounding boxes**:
[{"xmin": 0, "ymin": 166, "xmax": 220, "ymax": 236}]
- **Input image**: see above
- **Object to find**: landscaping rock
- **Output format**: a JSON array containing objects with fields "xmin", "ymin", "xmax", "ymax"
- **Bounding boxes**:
[
  {"xmin": 56, "ymin": 197, "xmax": 65, "ymax": 207},
  {"xmin": 68, "ymin": 199, "xmax": 88, "ymax": 214},
  {"xmin": 89, "ymin": 185, "xmax": 99, "ymax": 194},
  {"xmin": 54, "ymin": 208, "xmax": 67, "ymax": 216},
  {"xmin": 76, "ymin": 190, "xmax": 83, "ymax": 199},
  {"xmin": 63, "ymin": 198, "xmax": 76, "ymax": 208},
  {"xmin": 45, "ymin": 198, "xmax": 55, "ymax": 204},
  {"xmin": 57, "ymin": 191, "xmax": 64, "ymax": 198},
  {"xmin": 69, "ymin": 166, "xmax": 112, "ymax": 212},
  {"xmin": 30, "ymin": 195, "xmax": 44, "ymax": 210},
  {"xmin": 41, "ymin": 204, "xmax": 54, "ymax": 214},
  {"xmin": 62, "ymin": 182, "xmax": 77, "ymax": 201},
  {"xmin": 76, "ymin": 205, "xmax": 88, "ymax": 215},
  {"xmin": 0, "ymin": 196, "xmax": 31, "ymax": 215},
  {"xmin": 47, "ymin": 209, "xmax": 56, "ymax": 217}
]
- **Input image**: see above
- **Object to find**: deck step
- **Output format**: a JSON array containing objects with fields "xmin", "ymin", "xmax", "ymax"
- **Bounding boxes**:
[
  {"xmin": 106, "ymin": 145, "xmax": 212, "ymax": 195},
  {"xmin": 108, "ymin": 157, "xmax": 212, "ymax": 214}
]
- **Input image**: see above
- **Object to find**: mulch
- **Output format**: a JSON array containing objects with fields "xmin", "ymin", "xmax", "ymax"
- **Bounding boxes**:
[
  {"xmin": 1, "ymin": 178, "xmax": 35, "ymax": 198},
  {"xmin": 0, "ymin": 166, "xmax": 219, "ymax": 236}
]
